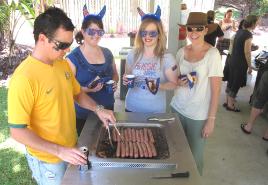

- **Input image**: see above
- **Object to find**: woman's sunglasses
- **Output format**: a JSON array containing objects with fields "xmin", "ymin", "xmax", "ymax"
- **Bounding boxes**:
[
  {"xmin": 186, "ymin": 26, "xmax": 205, "ymax": 32},
  {"xmin": 50, "ymin": 38, "xmax": 73, "ymax": 51},
  {"xmin": 85, "ymin": 28, "xmax": 105, "ymax": 37},
  {"xmin": 140, "ymin": 30, "xmax": 159, "ymax": 38}
]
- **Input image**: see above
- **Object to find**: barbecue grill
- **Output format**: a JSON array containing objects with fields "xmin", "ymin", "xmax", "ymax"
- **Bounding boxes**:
[
  {"xmin": 61, "ymin": 112, "xmax": 200, "ymax": 185},
  {"xmin": 88, "ymin": 122, "xmax": 178, "ymax": 170}
]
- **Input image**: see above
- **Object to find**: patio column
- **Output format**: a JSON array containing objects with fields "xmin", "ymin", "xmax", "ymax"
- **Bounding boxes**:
[
  {"xmin": 167, "ymin": 0, "xmax": 181, "ymax": 56},
  {"xmin": 166, "ymin": 0, "xmax": 181, "ymax": 112}
]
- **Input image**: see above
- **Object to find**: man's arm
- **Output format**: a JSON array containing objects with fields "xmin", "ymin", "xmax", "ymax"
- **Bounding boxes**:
[
  {"xmin": 74, "ymin": 91, "xmax": 116, "ymax": 127},
  {"xmin": 10, "ymin": 127, "xmax": 87, "ymax": 165}
]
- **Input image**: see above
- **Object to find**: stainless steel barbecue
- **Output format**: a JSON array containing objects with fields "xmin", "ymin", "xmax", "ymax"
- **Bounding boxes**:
[
  {"xmin": 87, "ymin": 120, "xmax": 181, "ymax": 170},
  {"xmin": 61, "ymin": 113, "xmax": 201, "ymax": 185}
]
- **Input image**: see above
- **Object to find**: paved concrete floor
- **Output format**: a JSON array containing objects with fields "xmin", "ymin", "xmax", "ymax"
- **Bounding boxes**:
[{"xmin": 114, "ymin": 70, "xmax": 268, "ymax": 185}]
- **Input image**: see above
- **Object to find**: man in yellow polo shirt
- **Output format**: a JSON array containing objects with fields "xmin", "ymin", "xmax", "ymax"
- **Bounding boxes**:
[{"xmin": 8, "ymin": 7, "xmax": 116, "ymax": 185}]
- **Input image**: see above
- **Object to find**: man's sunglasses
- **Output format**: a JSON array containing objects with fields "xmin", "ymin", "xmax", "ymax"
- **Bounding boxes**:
[
  {"xmin": 140, "ymin": 30, "xmax": 159, "ymax": 38},
  {"xmin": 186, "ymin": 26, "xmax": 205, "ymax": 32},
  {"xmin": 50, "ymin": 38, "xmax": 73, "ymax": 51},
  {"xmin": 85, "ymin": 28, "xmax": 105, "ymax": 37}
]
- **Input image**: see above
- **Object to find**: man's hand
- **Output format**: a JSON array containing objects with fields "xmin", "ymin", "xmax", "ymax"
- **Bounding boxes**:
[
  {"xmin": 56, "ymin": 145, "xmax": 87, "ymax": 165},
  {"xmin": 95, "ymin": 107, "xmax": 116, "ymax": 128}
]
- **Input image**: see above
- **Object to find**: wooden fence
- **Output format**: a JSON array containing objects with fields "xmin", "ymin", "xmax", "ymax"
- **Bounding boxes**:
[{"xmin": 58, "ymin": 0, "xmax": 171, "ymax": 34}]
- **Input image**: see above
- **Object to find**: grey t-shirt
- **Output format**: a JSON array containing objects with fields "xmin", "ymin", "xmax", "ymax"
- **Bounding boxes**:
[{"xmin": 125, "ymin": 49, "xmax": 176, "ymax": 113}]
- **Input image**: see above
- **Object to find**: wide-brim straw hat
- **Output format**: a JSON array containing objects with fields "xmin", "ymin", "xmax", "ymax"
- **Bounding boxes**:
[{"xmin": 178, "ymin": 12, "xmax": 217, "ymax": 35}]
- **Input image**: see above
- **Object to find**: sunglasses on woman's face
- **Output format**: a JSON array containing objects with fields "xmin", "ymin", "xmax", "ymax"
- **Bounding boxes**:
[
  {"xmin": 140, "ymin": 30, "xmax": 159, "ymax": 38},
  {"xmin": 85, "ymin": 28, "xmax": 105, "ymax": 37},
  {"xmin": 187, "ymin": 26, "xmax": 205, "ymax": 32},
  {"xmin": 50, "ymin": 38, "xmax": 73, "ymax": 51}
]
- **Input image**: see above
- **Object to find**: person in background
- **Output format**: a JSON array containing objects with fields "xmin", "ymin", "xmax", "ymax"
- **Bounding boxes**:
[
  {"xmin": 171, "ymin": 12, "xmax": 223, "ymax": 175},
  {"xmin": 67, "ymin": 5, "xmax": 119, "ymax": 135},
  {"xmin": 224, "ymin": 15, "xmax": 259, "ymax": 112},
  {"xmin": 240, "ymin": 71, "xmax": 268, "ymax": 141},
  {"xmin": 8, "ymin": 7, "xmax": 116, "ymax": 185},
  {"xmin": 216, "ymin": 9, "xmax": 236, "ymax": 55},
  {"xmin": 122, "ymin": 5, "xmax": 178, "ymax": 113},
  {"xmin": 222, "ymin": 19, "xmax": 245, "ymax": 84},
  {"xmin": 204, "ymin": 10, "xmax": 224, "ymax": 46}
]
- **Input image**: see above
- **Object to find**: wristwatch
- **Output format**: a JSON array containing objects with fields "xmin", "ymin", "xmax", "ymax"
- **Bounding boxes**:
[{"xmin": 95, "ymin": 104, "xmax": 104, "ymax": 113}]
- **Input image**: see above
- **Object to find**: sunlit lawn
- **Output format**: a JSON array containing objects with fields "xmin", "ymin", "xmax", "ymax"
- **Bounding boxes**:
[{"xmin": 0, "ymin": 86, "xmax": 36, "ymax": 185}]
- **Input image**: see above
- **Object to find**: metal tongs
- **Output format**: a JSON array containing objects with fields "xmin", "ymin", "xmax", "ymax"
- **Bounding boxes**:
[
  {"xmin": 113, "ymin": 123, "xmax": 123, "ymax": 141},
  {"xmin": 107, "ymin": 122, "xmax": 123, "ymax": 148},
  {"xmin": 107, "ymin": 125, "xmax": 114, "ymax": 148},
  {"xmin": 147, "ymin": 117, "xmax": 175, "ymax": 122}
]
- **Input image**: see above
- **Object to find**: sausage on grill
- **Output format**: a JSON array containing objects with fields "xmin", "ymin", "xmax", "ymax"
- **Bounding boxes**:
[
  {"xmin": 136, "ymin": 129, "xmax": 140, "ymax": 143},
  {"xmin": 149, "ymin": 142, "xmax": 157, "ymax": 157},
  {"xmin": 122, "ymin": 129, "xmax": 125, "ymax": 141},
  {"xmin": 143, "ymin": 128, "xmax": 149, "ymax": 142},
  {"xmin": 121, "ymin": 141, "xmax": 126, "ymax": 158},
  {"xmin": 131, "ymin": 128, "xmax": 136, "ymax": 142},
  {"xmin": 139, "ymin": 129, "xmax": 144, "ymax": 143},
  {"xmin": 116, "ymin": 141, "xmax": 121, "ymax": 157},
  {"xmin": 125, "ymin": 140, "xmax": 129, "ymax": 157},
  {"xmin": 128, "ymin": 141, "xmax": 133, "ymax": 157},
  {"xmin": 136, "ymin": 142, "xmax": 144, "ymax": 158},
  {"xmin": 147, "ymin": 129, "xmax": 155, "ymax": 143},
  {"xmin": 133, "ymin": 142, "xmax": 139, "ymax": 158},
  {"xmin": 141, "ymin": 142, "xmax": 148, "ymax": 158},
  {"xmin": 127, "ymin": 128, "xmax": 132, "ymax": 142},
  {"xmin": 145, "ymin": 142, "xmax": 152, "ymax": 158},
  {"xmin": 112, "ymin": 127, "xmax": 117, "ymax": 142},
  {"xmin": 124, "ymin": 129, "xmax": 129, "ymax": 142}
]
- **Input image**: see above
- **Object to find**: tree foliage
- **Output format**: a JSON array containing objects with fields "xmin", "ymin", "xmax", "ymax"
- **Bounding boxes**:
[{"xmin": 215, "ymin": 0, "xmax": 268, "ymax": 17}]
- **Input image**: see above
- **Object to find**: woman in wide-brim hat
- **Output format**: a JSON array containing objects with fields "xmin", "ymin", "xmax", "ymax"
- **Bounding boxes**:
[{"xmin": 171, "ymin": 12, "xmax": 223, "ymax": 175}]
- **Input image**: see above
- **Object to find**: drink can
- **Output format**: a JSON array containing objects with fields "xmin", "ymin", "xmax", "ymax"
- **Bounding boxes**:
[{"xmin": 78, "ymin": 146, "xmax": 90, "ymax": 172}]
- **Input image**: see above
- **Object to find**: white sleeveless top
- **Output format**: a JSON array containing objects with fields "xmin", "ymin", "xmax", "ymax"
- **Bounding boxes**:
[{"xmin": 221, "ymin": 19, "xmax": 235, "ymax": 39}]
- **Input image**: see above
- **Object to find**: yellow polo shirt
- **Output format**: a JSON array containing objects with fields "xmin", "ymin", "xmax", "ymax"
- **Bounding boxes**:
[{"xmin": 8, "ymin": 56, "xmax": 81, "ymax": 163}]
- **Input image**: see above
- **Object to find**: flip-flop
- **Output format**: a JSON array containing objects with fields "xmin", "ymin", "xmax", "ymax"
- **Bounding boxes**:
[
  {"xmin": 240, "ymin": 124, "xmax": 251, "ymax": 134},
  {"xmin": 262, "ymin": 137, "xmax": 268, "ymax": 141},
  {"xmin": 226, "ymin": 106, "xmax": 241, "ymax": 112}
]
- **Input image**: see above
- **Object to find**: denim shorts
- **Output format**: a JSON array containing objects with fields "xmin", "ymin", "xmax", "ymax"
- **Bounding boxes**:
[{"xmin": 26, "ymin": 151, "xmax": 67, "ymax": 185}]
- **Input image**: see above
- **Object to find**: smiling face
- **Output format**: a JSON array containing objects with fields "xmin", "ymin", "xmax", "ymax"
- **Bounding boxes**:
[
  {"xmin": 225, "ymin": 11, "xmax": 233, "ymax": 19},
  {"xmin": 82, "ymin": 23, "xmax": 103, "ymax": 46},
  {"xmin": 186, "ymin": 26, "xmax": 208, "ymax": 43},
  {"xmin": 140, "ymin": 22, "xmax": 159, "ymax": 48}
]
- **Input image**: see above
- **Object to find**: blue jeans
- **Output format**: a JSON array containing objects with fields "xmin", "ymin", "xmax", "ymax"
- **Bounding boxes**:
[{"xmin": 26, "ymin": 151, "xmax": 67, "ymax": 185}]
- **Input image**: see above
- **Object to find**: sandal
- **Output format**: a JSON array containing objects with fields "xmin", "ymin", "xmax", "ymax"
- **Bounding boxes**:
[
  {"xmin": 262, "ymin": 137, "xmax": 268, "ymax": 141},
  {"xmin": 226, "ymin": 106, "xmax": 241, "ymax": 112},
  {"xmin": 222, "ymin": 103, "xmax": 227, "ymax": 107},
  {"xmin": 240, "ymin": 124, "xmax": 251, "ymax": 134}
]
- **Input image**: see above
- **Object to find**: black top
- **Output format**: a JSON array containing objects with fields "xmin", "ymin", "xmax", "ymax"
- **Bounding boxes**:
[{"xmin": 204, "ymin": 24, "xmax": 224, "ymax": 46}]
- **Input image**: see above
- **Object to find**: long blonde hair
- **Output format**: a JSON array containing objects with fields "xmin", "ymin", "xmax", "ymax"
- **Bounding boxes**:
[{"xmin": 129, "ymin": 18, "xmax": 166, "ymax": 72}]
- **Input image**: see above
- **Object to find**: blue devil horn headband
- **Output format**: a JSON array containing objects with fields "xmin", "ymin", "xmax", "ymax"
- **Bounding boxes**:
[
  {"xmin": 137, "ymin": 5, "xmax": 161, "ymax": 21},
  {"xmin": 83, "ymin": 4, "xmax": 106, "ymax": 22}
]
